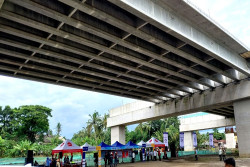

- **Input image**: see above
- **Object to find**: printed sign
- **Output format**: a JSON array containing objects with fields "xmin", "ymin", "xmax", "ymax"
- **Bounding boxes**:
[
  {"xmin": 193, "ymin": 132, "xmax": 197, "ymax": 147},
  {"xmin": 163, "ymin": 132, "xmax": 168, "ymax": 147},
  {"xmin": 180, "ymin": 132, "xmax": 184, "ymax": 148},
  {"xmin": 209, "ymin": 133, "xmax": 214, "ymax": 147}
]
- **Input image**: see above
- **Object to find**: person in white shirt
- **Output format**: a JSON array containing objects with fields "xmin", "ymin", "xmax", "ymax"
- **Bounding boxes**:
[
  {"xmin": 153, "ymin": 149, "xmax": 157, "ymax": 161},
  {"xmin": 219, "ymin": 147, "xmax": 223, "ymax": 161},
  {"xmin": 132, "ymin": 151, "xmax": 135, "ymax": 163}
]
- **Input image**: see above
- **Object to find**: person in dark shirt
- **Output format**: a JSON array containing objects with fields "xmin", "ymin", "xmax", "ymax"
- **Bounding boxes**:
[
  {"xmin": 104, "ymin": 152, "xmax": 109, "ymax": 167},
  {"xmin": 109, "ymin": 152, "xmax": 113, "ymax": 167}
]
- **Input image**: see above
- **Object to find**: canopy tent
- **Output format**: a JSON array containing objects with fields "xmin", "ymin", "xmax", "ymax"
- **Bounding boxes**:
[
  {"xmin": 125, "ymin": 141, "xmax": 141, "ymax": 149},
  {"xmin": 146, "ymin": 137, "xmax": 165, "ymax": 147},
  {"xmin": 52, "ymin": 139, "xmax": 82, "ymax": 155},
  {"xmin": 98, "ymin": 142, "xmax": 113, "ymax": 150},
  {"xmin": 81, "ymin": 142, "xmax": 96, "ymax": 151},
  {"xmin": 111, "ymin": 141, "xmax": 125, "ymax": 149},
  {"xmin": 137, "ymin": 140, "xmax": 152, "ymax": 147}
]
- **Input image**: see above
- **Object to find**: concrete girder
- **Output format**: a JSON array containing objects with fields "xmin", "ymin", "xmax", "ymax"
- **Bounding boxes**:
[
  {"xmin": 8, "ymin": 0, "xmax": 227, "ymax": 86},
  {"xmin": 5, "ymin": 0, "xmax": 204, "ymax": 92},
  {"xmin": 0, "ymin": 37, "xmax": 183, "ymax": 99},
  {"xmin": 111, "ymin": 0, "xmax": 250, "ymax": 76},
  {"xmin": 16, "ymin": 0, "xmax": 86, "ymax": 72},
  {"xmin": 0, "ymin": 22, "xmax": 204, "ymax": 93},
  {"xmin": 0, "ymin": 0, "xmax": 4, "ymax": 10},
  {"xmin": 0, "ymin": 9, "xmax": 214, "ymax": 89},
  {"xmin": 59, "ymin": 0, "xmax": 240, "ymax": 80},
  {"xmin": 0, "ymin": 46, "xmax": 172, "ymax": 100},
  {"xmin": 0, "ymin": 70, "xmax": 152, "ymax": 102},
  {"xmin": 180, "ymin": 114, "xmax": 235, "ymax": 132},
  {"xmin": 0, "ymin": 58, "xmax": 163, "ymax": 100},
  {"xmin": 205, "ymin": 110, "xmax": 233, "ymax": 117},
  {"xmin": 107, "ymin": 79, "xmax": 250, "ymax": 127},
  {"xmin": 0, "ymin": 64, "xmax": 160, "ymax": 101}
]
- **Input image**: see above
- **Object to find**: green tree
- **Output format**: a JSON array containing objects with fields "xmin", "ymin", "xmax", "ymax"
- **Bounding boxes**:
[
  {"xmin": 213, "ymin": 128, "xmax": 225, "ymax": 140},
  {"xmin": 0, "ymin": 106, "xmax": 14, "ymax": 138},
  {"xmin": 13, "ymin": 105, "xmax": 52, "ymax": 142},
  {"xmin": 13, "ymin": 140, "xmax": 34, "ymax": 157},
  {"xmin": 86, "ymin": 111, "xmax": 102, "ymax": 140},
  {"xmin": 56, "ymin": 122, "xmax": 62, "ymax": 136}
]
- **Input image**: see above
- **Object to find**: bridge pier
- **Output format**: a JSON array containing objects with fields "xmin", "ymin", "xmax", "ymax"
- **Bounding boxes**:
[
  {"xmin": 111, "ymin": 125, "xmax": 125, "ymax": 145},
  {"xmin": 184, "ymin": 132, "xmax": 194, "ymax": 151},
  {"xmin": 234, "ymin": 99, "xmax": 250, "ymax": 157}
]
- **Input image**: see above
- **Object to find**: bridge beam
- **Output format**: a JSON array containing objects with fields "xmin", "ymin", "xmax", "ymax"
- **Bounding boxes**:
[
  {"xmin": 110, "ymin": 0, "xmax": 250, "ymax": 76},
  {"xmin": 0, "ymin": 0, "xmax": 4, "ymax": 10},
  {"xmin": 107, "ymin": 79, "xmax": 250, "ymax": 127}
]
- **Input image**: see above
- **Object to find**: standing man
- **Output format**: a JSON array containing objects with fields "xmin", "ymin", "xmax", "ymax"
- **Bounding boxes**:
[
  {"xmin": 132, "ymin": 151, "xmax": 135, "ymax": 163},
  {"xmin": 109, "ymin": 152, "xmax": 113, "ymax": 167},
  {"xmin": 153, "ymin": 149, "xmax": 157, "ymax": 161},
  {"xmin": 114, "ymin": 152, "xmax": 118, "ymax": 167},
  {"xmin": 104, "ymin": 152, "xmax": 109, "ymax": 167},
  {"xmin": 158, "ymin": 149, "xmax": 161, "ymax": 161},
  {"xmin": 222, "ymin": 147, "xmax": 227, "ymax": 160},
  {"xmin": 219, "ymin": 147, "xmax": 223, "ymax": 161},
  {"xmin": 194, "ymin": 148, "xmax": 198, "ymax": 161}
]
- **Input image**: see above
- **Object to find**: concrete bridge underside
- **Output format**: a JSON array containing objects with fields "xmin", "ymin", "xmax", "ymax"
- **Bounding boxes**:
[
  {"xmin": 0, "ymin": 0, "xmax": 250, "ymax": 157},
  {"xmin": 108, "ymin": 80, "xmax": 250, "ymax": 157},
  {"xmin": 0, "ymin": 0, "xmax": 249, "ymax": 103},
  {"xmin": 180, "ymin": 113, "xmax": 236, "ymax": 151}
]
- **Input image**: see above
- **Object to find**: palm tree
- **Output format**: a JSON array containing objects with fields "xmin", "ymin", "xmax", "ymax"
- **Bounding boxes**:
[
  {"xmin": 86, "ymin": 111, "xmax": 102, "ymax": 140},
  {"xmin": 56, "ymin": 122, "xmax": 62, "ymax": 136}
]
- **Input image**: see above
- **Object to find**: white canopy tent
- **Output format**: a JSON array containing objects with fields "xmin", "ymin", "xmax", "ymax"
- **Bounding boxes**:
[{"xmin": 81, "ymin": 142, "xmax": 96, "ymax": 151}]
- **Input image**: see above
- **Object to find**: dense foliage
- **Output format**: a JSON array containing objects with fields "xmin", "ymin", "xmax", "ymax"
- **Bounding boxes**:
[
  {"xmin": 0, "ymin": 105, "xmax": 63, "ymax": 157},
  {"xmin": 0, "ymin": 105, "xmax": 226, "ymax": 158},
  {"xmin": 71, "ymin": 111, "xmax": 110, "ymax": 146}
]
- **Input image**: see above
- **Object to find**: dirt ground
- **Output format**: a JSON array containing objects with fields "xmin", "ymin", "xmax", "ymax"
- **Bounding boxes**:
[{"xmin": 116, "ymin": 156, "xmax": 250, "ymax": 167}]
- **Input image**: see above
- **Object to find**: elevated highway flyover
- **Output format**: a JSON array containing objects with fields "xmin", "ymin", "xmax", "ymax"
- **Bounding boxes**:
[{"xmin": 0, "ymin": 0, "xmax": 249, "ymax": 157}]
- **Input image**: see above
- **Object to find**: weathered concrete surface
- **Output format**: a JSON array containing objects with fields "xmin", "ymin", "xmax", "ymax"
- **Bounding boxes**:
[
  {"xmin": 184, "ymin": 132, "xmax": 193, "ymax": 151},
  {"xmin": 0, "ymin": 0, "xmax": 4, "ymax": 9},
  {"xmin": 225, "ymin": 133, "xmax": 236, "ymax": 149},
  {"xmin": 111, "ymin": 125, "xmax": 125, "ymax": 145},
  {"xmin": 180, "ymin": 114, "xmax": 235, "ymax": 132},
  {"xmin": 108, "ymin": 80, "xmax": 250, "ymax": 127},
  {"xmin": 111, "ymin": 0, "xmax": 250, "ymax": 75},
  {"xmin": 234, "ymin": 99, "xmax": 250, "ymax": 157}
]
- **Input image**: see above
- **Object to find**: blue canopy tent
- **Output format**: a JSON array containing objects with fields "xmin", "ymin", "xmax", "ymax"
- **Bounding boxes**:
[
  {"xmin": 125, "ymin": 141, "xmax": 141, "ymax": 149},
  {"xmin": 111, "ymin": 141, "xmax": 126, "ymax": 150},
  {"xmin": 98, "ymin": 142, "xmax": 113, "ymax": 150}
]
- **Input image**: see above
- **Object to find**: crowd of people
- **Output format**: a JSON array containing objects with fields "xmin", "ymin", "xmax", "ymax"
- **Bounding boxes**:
[{"xmin": 103, "ymin": 152, "xmax": 119, "ymax": 167}]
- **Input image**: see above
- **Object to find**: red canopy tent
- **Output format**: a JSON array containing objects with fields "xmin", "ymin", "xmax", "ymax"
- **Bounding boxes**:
[
  {"xmin": 52, "ymin": 139, "xmax": 82, "ymax": 156},
  {"xmin": 146, "ymin": 137, "xmax": 165, "ymax": 147}
]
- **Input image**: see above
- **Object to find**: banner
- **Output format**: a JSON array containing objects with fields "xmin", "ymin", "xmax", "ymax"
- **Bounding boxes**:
[
  {"xmin": 163, "ymin": 132, "xmax": 168, "ymax": 147},
  {"xmin": 193, "ymin": 132, "xmax": 197, "ymax": 147},
  {"xmin": 179, "ymin": 132, "xmax": 184, "ymax": 148},
  {"xmin": 209, "ymin": 133, "xmax": 213, "ymax": 147}
]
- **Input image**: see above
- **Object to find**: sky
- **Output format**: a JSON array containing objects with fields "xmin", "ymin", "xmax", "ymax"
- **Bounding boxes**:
[{"xmin": 0, "ymin": 0, "xmax": 249, "ymax": 139}]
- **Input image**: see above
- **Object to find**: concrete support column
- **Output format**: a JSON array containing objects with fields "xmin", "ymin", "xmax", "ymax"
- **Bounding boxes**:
[
  {"xmin": 225, "ymin": 133, "xmax": 236, "ymax": 149},
  {"xmin": 184, "ymin": 132, "xmax": 193, "ymax": 151},
  {"xmin": 111, "ymin": 125, "xmax": 125, "ymax": 145},
  {"xmin": 234, "ymin": 99, "xmax": 250, "ymax": 157}
]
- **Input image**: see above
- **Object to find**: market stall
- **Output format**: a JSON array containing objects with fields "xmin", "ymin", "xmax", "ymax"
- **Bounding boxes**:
[{"xmin": 52, "ymin": 139, "xmax": 82, "ymax": 167}]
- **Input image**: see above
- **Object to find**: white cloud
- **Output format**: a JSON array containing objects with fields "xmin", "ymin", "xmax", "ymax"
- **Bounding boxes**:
[{"xmin": 0, "ymin": 75, "xmax": 135, "ymax": 138}]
